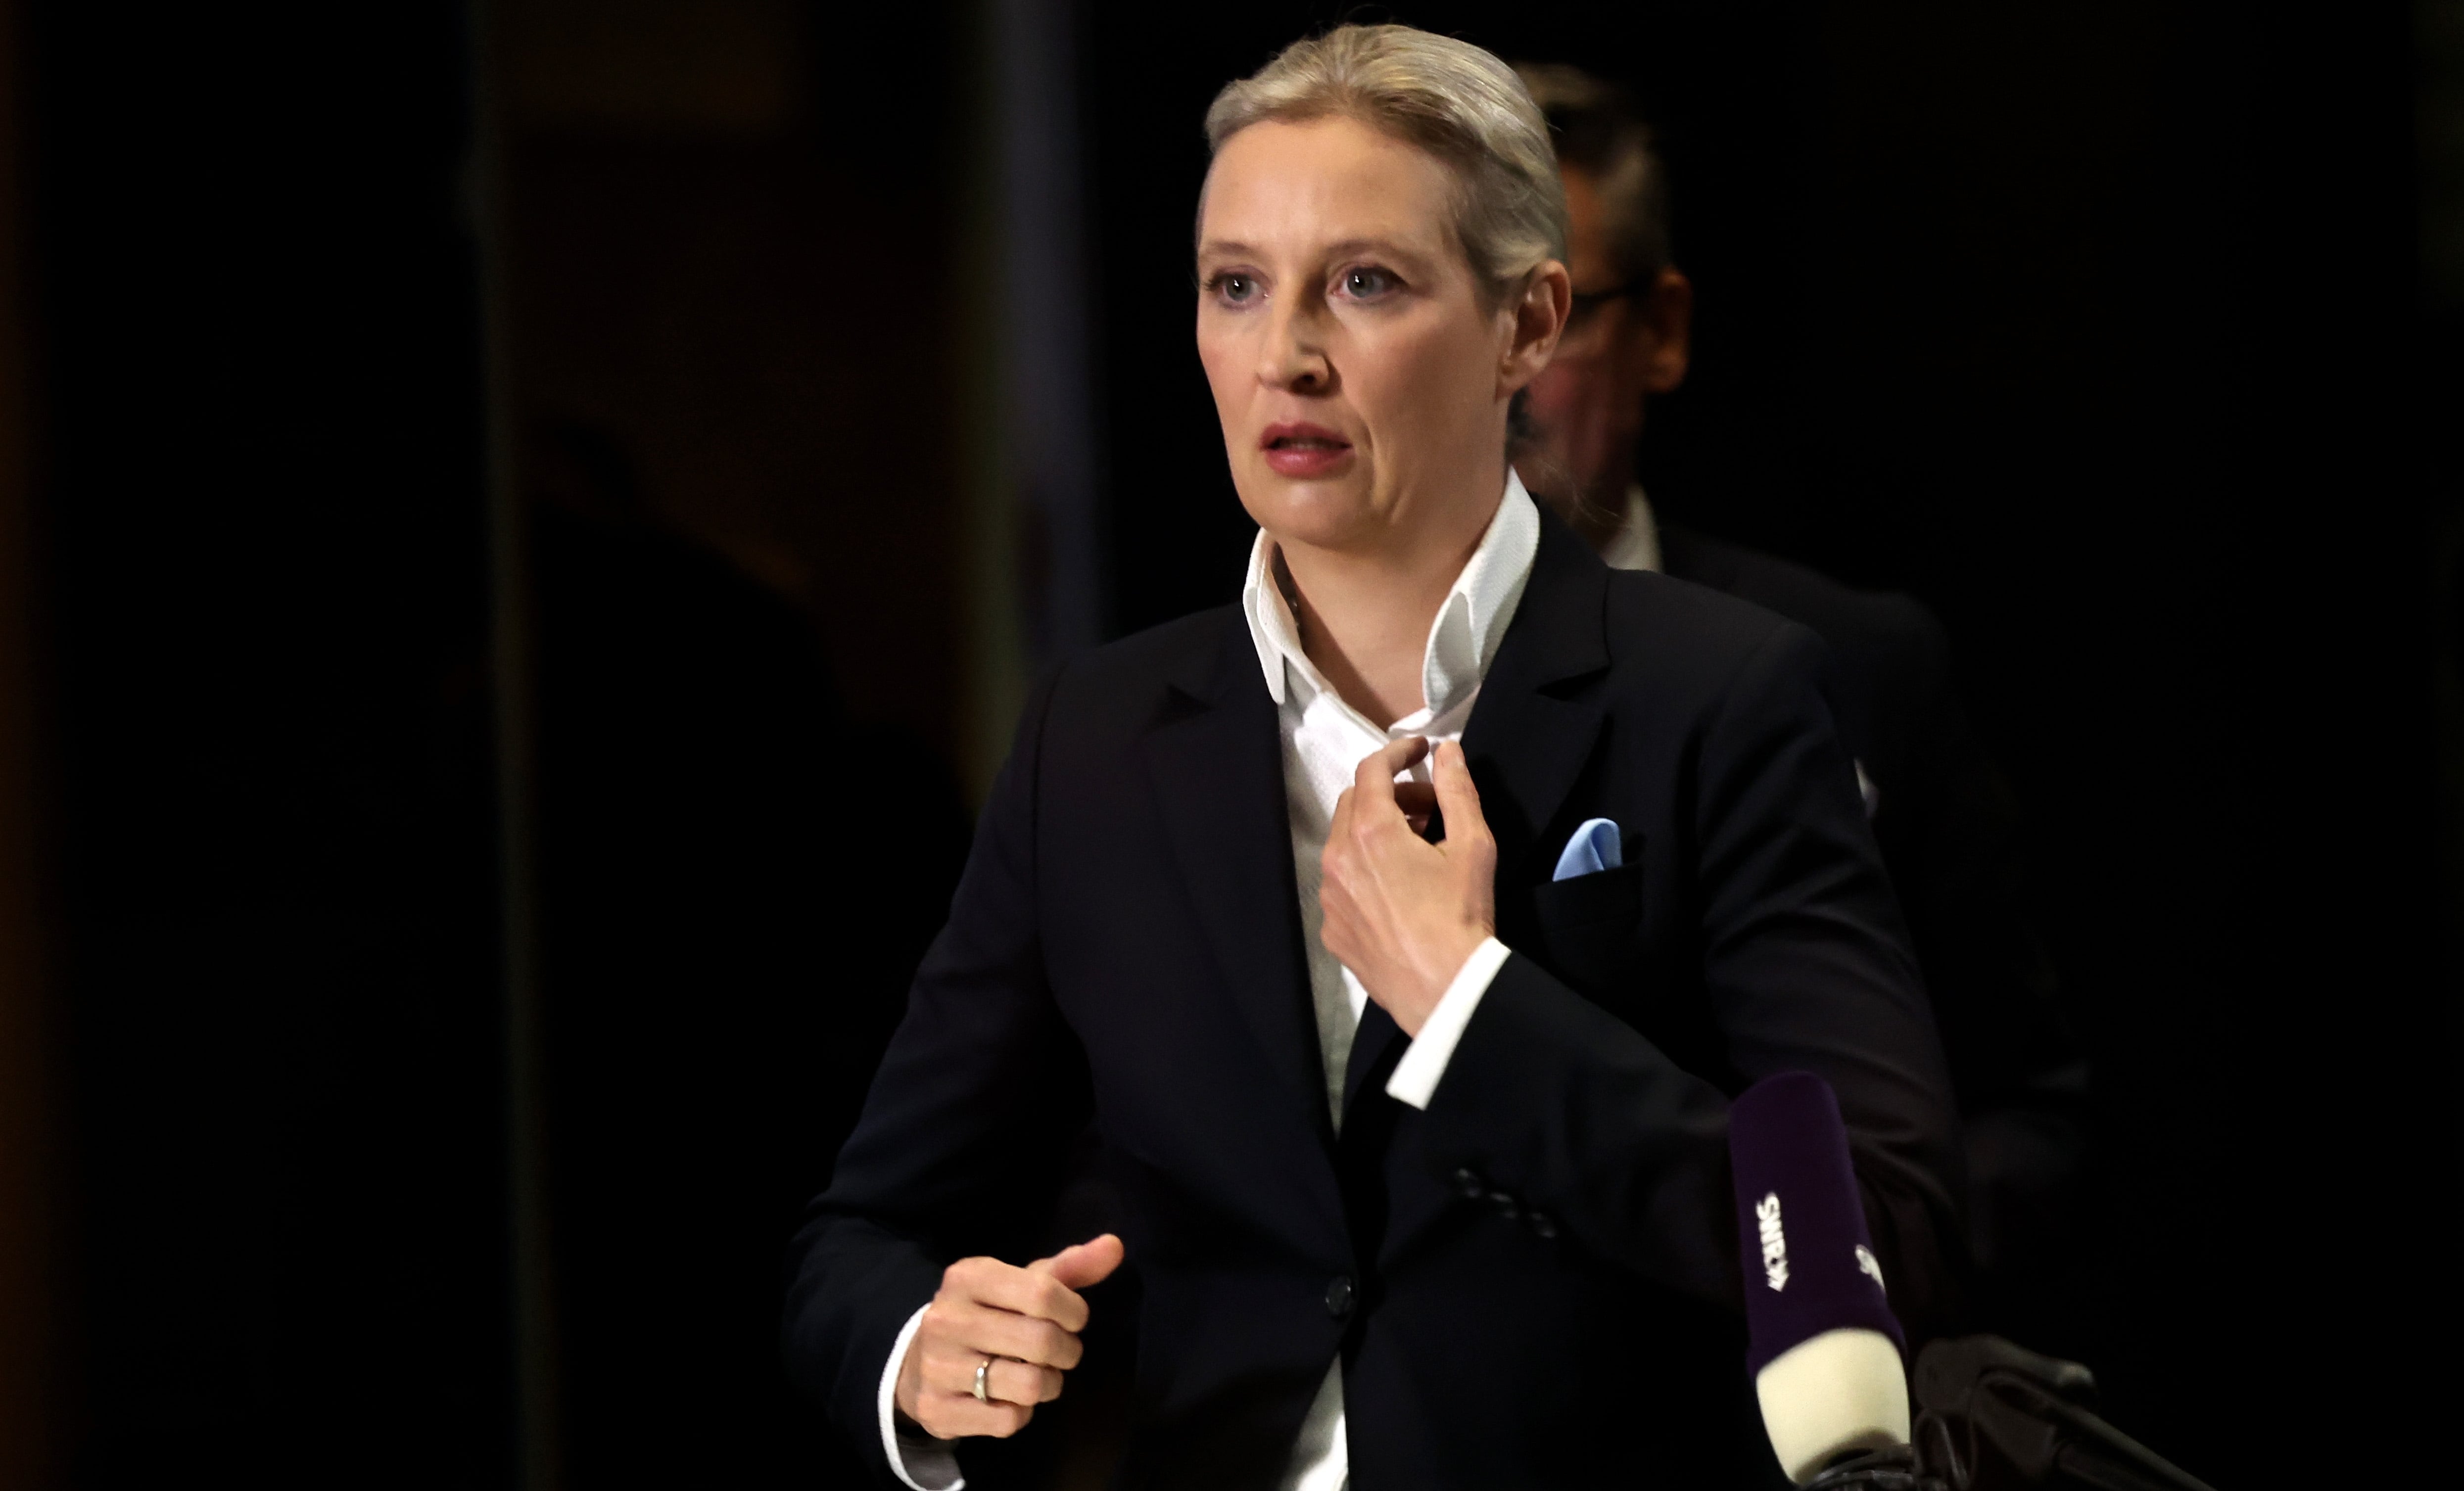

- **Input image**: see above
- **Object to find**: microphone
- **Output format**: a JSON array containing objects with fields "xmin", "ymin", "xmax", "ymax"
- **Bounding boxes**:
[{"xmin": 1729, "ymin": 1071, "xmax": 1911, "ymax": 1484}]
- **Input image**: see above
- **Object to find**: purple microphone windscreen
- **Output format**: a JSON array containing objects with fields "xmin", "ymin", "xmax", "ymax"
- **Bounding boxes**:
[{"xmin": 1729, "ymin": 1072, "xmax": 1904, "ymax": 1375}]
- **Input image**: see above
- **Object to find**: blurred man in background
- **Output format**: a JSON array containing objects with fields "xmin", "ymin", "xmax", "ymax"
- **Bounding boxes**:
[{"xmin": 1512, "ymin": 64, "xmax": 2088, "ymax": 1333}]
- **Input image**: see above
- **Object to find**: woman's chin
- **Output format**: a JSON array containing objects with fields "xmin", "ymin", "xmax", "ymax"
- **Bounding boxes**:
[{"xmin": 1235, "ymin": 476, "xmax": 1380, "ymax": 550}]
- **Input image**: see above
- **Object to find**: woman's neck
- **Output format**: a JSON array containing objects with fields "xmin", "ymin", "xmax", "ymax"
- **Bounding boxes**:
[{"xmin": 1276, "ymin": 486, "xmax": 1500, "ymax": 730}]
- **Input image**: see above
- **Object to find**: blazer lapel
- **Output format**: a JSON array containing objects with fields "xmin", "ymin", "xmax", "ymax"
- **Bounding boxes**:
[
  {"xmin": 1341, "ymin": 515, "xmax": 1613, "ymax": 1120},
  {"xmin": 1144, "ymin": 615, "xmax": 1333, "ymax": 1142},
  {"xmin": 1461, "ymin": 513, "xmax": 1613, "ymax": 884}
]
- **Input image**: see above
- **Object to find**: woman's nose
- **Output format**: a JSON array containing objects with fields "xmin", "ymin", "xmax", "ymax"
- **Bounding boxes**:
[{"xmin": 1259, "ymin": 303, "xmax": 1331, "ymax": 391}]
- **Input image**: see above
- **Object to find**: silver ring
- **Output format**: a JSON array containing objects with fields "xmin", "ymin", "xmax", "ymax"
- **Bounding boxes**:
[{"xmin": 972, "ymin": 1356, "xmax": 994, "ymax": 1403}]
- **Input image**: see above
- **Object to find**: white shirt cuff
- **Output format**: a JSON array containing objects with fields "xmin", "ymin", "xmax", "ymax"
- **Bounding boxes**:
[
  {"xmin": 1385, "ymin": 936, "xmax": 1511, "ymax": 1109},
  {"xmin": 878, "ymin": 1302, "xmax": 964, "ymax": 1491}
]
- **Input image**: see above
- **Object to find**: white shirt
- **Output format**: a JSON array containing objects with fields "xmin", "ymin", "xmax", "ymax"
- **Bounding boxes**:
[
  {"xmin": 1598, "ymin": 485, "xmax": 1662, "ymax": 575},
  {"xmin": 877, "ymin": 474, "xmax": 1542, "ymax": 1491}
]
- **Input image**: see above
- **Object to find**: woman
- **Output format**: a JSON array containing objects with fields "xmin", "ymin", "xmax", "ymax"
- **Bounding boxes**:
[{"xmin": 786, "ymin": 26, "xmax": 1959, "ymax": 1491}]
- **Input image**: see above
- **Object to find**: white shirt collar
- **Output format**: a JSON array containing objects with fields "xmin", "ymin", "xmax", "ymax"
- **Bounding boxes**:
[
  {"xmin": 1596, "ymin": 483, "xmax": 1662, "ymax": 573},
  {"xmin": 1240, "ymin": 469, "xmax": 1543, "ymax": 723}
]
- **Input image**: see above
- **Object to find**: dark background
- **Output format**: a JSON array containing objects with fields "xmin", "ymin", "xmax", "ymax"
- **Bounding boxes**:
[
  {"xmin": 0, "ymin": 0, "xmax": 2454, "ymax": 1488},
  {"xmin": 10, "ymin": 3, "xmax": 514, "ymax": 1485}
]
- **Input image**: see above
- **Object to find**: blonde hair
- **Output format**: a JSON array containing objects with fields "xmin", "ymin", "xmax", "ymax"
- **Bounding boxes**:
[{"xmin": 1203, "ymin": 25, "xmax": 1567, "ymax": 302}]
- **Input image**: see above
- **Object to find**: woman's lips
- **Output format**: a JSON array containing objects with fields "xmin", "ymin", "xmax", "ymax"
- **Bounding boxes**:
[{"xmin": 1261, "ymin": 422, "xmax": 1354, "ymax": 479}]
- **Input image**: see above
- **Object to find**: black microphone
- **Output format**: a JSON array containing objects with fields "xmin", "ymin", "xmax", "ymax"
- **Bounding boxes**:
[{"xmin": 1730, "ymin": 1071, "xmax": 1911, "ymax": 1484}]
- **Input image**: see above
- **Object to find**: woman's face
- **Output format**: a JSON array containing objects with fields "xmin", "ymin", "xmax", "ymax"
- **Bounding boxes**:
[{"xmin": 1195, "ymin": 116, "xmax": 1559, "ymax": 558}]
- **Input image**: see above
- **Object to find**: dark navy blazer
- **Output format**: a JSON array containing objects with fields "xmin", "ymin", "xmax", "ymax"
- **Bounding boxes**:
[{"xmin": 784, "ymin": 513, "xmax": 1962, "ymax": 1491}]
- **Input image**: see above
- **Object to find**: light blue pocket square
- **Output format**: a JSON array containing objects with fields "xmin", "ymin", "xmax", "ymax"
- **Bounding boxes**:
[{"xmin": 1552, "ymin": 818, "xmax": 1622, "ymax": 881}]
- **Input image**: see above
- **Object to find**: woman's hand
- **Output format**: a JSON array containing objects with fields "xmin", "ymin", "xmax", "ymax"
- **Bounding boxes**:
[
  {"xmin": 1320, "ymin": 738, "xmax": 1497, "ymax": 1035},
  {"xmin": 894, "ymin": 1234, "xmax": 1126, "ymax": 1440}
]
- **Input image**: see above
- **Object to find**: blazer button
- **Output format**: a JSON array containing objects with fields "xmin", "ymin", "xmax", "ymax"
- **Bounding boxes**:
[
  {"xmin": 1453, "ymin": 1167, "xmax": 1484, "ymax": 1199},
  {"xmin": 1488, "ymin": 1192, "xmax": 1520, "ymax": 1222},
  {"xmin": 1324, "ymin": 1275, "xmax": 1356, "ymax": 1318},
  {"xmin": 1528, "ymin": 1211, "xmax": 1560, "ymax": 1240}
]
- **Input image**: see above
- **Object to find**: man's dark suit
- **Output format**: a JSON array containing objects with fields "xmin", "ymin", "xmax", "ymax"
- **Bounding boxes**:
[
  {"xmin": 1658, "ymin": 526, "xmax": 2085, "ymax": 1318},
  {"xmin": 785, "ymin": 515, "xmax": 1962, "ymax": 1490}
]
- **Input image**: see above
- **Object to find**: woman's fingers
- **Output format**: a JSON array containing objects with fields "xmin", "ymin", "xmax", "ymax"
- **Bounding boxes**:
[
  {"xmin": 895, "ymin": 1244, "xmax": 1122, "ymax": 1436},
  {"xmin": 921, "ymin": 1342, "xmax": 1064, "ymax": 1405},
  {"xmin": 954, "ymin": 1254, "xmax": 1093, "ymax": 1334},
  {"xmin": 1031, "ymin": 1232, "xmax": 1126, "ymax": 1291},
  {"xmin": 1391, "ymin": 778, "xmax": 1438, "ymax": 833},
  {"xmin": 991, "ymin": 1357, "xmax": 1065, "ymax": 1405},
  {"xmin": 931, "ymin": 1296, "xmax": 1081, "ymax": 1368},
  {"xmin": 958, "ymin": 1315, "xmax": 1076, "ymax": 1374},
  {"xmin": 911, "ymin": 1389, "xmax": 1036, "ymax": 1441},
  {"xmin": 903, "ymin": 1320, "xmax": 1058, "ymax": 1439},
  {"xmin": 1351, "ymin": 735, "xmax": 1430, "ymax": 810},
  {"xmin": 1429, "ymin": 740, "xmax": 1489, "ymax": 842}
]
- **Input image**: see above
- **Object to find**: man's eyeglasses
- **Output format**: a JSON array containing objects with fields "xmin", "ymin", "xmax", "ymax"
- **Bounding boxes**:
[
  {"xmin": 1570, "ymin": 284, "xmax": 1636, "ymax": 315},
  {"xmin": 1565, "ymin": 283, "xmax": 1641, "ymax": 335}
]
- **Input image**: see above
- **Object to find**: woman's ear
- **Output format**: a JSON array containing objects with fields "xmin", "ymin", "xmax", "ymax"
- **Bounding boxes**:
[{"xmin": 1501, "ymin": 259, "xmax": 1571, "ymax": 394}]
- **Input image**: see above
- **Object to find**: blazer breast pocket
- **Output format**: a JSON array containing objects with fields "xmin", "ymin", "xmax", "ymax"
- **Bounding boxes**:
[{"xmin": 1526, "ymin": 859, "xmax": 1645, "ymax": 1002}]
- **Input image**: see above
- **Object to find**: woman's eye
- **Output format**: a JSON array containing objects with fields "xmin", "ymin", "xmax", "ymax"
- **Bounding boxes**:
[
  {"xmin": 1208, "ymin": 273, "xmax": 1259, "ymax": 305},
  {"xmin": 1341, "ymin": 267, "xmax": 1398, "ymax": 299}
]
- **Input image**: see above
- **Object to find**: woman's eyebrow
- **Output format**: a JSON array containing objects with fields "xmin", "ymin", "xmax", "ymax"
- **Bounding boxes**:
[
  {"xmin": 1317, "ymin": 236, "xmax": 1427, "ymax": 261},
  {"xmin": 1196, "ymin": 234, "xmax": 1436, "ymax": 263}
]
